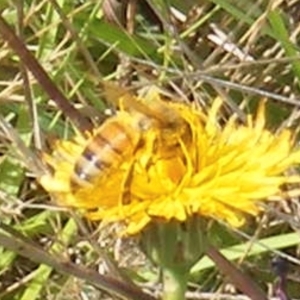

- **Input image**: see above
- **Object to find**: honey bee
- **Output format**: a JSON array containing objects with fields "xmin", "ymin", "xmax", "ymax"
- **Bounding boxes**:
[{"xmin": 70, "ymin": 89, "xmax": 189, "ymax": 191}]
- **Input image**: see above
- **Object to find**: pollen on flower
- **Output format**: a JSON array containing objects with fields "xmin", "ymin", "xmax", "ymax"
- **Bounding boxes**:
[{"xmin": 39, "ymin": 90, "xmax": 300, "ymax": 235}]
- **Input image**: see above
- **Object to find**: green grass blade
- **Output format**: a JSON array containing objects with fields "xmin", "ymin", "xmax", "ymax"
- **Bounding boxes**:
[
  {"xmin": 268, "ymin": 9, "xmax": 300, "ymax": 87},
  {"xmin": 191, "ymin": 232, "xmax": 299, "ymax": 273},
  {"xmin": 20, "ymin": 218, "xmax": 78, "ymax": 300}
]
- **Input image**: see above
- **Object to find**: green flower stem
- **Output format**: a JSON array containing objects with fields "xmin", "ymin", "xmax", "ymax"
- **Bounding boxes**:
[
  {"xmin": 141, "ymin": 218, "xmax": 207, "ymax": 300},
  {"xmin": 162, "ymin": 267, "xmax": 188, "ymax": 300}
]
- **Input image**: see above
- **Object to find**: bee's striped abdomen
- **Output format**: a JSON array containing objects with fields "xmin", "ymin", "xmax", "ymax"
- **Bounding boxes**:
[{"xmin": 70, "ymin": 119, "xmax": 138, "ymax": 190}]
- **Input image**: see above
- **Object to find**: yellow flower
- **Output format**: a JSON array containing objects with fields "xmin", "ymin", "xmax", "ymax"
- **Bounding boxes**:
[{"xmin": 40, "ymin": 91, "xmax": 300, "ymax": 235}]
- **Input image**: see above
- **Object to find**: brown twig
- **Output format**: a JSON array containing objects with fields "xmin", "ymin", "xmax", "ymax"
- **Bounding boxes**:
[
  {"xmin": 0, "ymin": 14, "xmax": 93, "ymax": 133},
  {"xmin": 0, "ymin": 223, "xmax": 156, "ymax": 300},
  {"xmin": 206, "ymin": 244, "xmax": 268, "ymax": 300}
]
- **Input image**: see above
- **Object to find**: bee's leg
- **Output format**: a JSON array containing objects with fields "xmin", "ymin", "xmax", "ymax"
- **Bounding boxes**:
[
  {"xmin": 119, "ymin": 136, "xmax": 155, "ymax": 206},
  {"xmin": 119, "ymin": 159, "xmax": 136, "ymax": 205}
]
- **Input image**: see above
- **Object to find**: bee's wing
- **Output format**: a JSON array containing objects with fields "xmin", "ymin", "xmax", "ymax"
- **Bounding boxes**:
[{"xmin": 103, "ymin": 82, "xmax": 183, "ymax": 126}]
